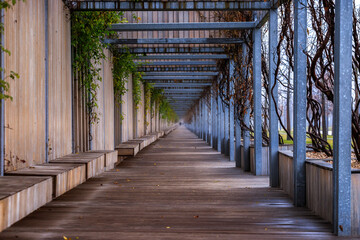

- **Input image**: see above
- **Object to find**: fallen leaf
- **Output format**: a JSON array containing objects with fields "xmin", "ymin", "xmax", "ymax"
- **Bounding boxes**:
[
  {"xmin": 166, "ymin": 226, "xmax": 171, "ymax": 229},
  {"xmin": 63, "ymin": 237, "xmax": 68, "ymax": 240},
  {"xmin": 114, "ymin": 181, "xmax": 118, "ymax": 184},
  {"xmin": 126, "ymin": 179, "xmax": 131, "ymax": 182},
  {"xmin": 154, "ymin": 163, "xmax": 157, "ymax": 166},
  {"xmin": 116, "ymin": 169, "xmax": 120, "ymax": 172},
  {"xmin": 193, "ymin": 215, "xmax": 199, "ymax": 219},
  {"xmin": 339, "ymin": 225, "xmax": 343, "ymax": 231},
  {"xmin": 265, "ymin": 227, "xmax": 268, "ymax": 231}
]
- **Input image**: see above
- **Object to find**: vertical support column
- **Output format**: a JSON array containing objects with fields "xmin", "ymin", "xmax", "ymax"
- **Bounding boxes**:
[
  {"xmin": 229, "ymin": 60, "xmax": 235, "ymax": 161},
  {"xmin": 204, "ymin": 99, "xmax": 208, "ymax": 142},
  {"xmin": 220, "ymin": 99, "xmax": 225, "ymax": 154},
  {"xmin": 209, "ymin": 89, "xmax": 214, "ymax": 147},
  {"xmin": 253, "ymin": 26, "xmax": 262, "ymax": 175},
  {"xmin": 224, "ymin": 103, "xmax": 229, "ymax": 156},
  {"xmin": 235, "ymin": 119, "xmax": 241, "ymax": 167},
  {"xmin": 0, "ymin": 6, "xmax": 4, "ymax": 175},
  {"xmin": 293, "ymin": 0, "xmax": 307, "ymax": 207},
  {"xmin": 44, "ymin": 0, "xmax": 49, "ymax": 161},
  {"xmin": 242, "ymin": 43, "xmax": 250, "ymax": 171},
  {"xmin": 269, "ymin": 6, "xmax": 279, "ymax": 186},
  {"xmin": 217, "ymin": 94, "xmax": 222, "ymax": 152},
  {"xmin": 333, "ymin": 1, "xmax": 352, "ymax": 236}
]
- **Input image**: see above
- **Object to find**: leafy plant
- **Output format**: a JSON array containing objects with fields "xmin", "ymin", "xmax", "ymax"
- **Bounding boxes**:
[
  {"xmin": 0, "ymin": 0, "xmax": 24, "ymax": 100},
  {"xmin": 71, "ymin": 11, "xmax": 122, "ymax": 123}
]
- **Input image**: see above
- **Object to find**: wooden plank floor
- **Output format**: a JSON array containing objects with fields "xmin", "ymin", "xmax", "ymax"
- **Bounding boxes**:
[{"xmin": 0, "ymin": 126, "xmax": 350, "ymax": 239}]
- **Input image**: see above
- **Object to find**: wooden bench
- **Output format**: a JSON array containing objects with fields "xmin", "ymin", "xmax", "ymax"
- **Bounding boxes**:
[
  {"xmin": 87, "ymin": 150, "xmax": 118, "ymax": 171},
  {"xmin": 6, "ymin": 163, "xmax": 86, "ymax": 198},
  {"xmin": 0, "ymin": 176, "xmax": 52, "ymax": 232},
  {"xmin": 116, "ymin": 143, "xmax": 139, "ymax": 157},
  {"xmin": 127, "ymin": 139, "xmax": 146, "ymax": 151},
  {"xmin": 50, "ymin": 152, "xmax": 105, "ymax": 179}
]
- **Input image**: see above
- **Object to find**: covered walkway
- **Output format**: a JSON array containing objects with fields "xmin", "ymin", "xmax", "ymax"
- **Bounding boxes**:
[{"xmin": 0, "ymin": 126, "xmax": 335, "ymax": 239}]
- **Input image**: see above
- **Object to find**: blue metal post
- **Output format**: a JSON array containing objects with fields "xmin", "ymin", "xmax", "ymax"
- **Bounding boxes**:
[
  {"xmin": 218, "ymin": 94, "xmax": 222, "ymax": 152},
  {"xmin": 220, "ymin": 100, "xmax": 225, "ymax": 154},
  {"xmin": 0, "ymin": 6, "xmax": 4, "ymax": 176},
  {"xmin": 44, "ymin": 0, "xmax": 49, "ymax": 162},
  {"xmin": 224, "ymin": 103, "xmax": 229, "ymax": 156},
  {"xmin": 242, "ymin": 43, "xmax": 250, "ymax": 171},
  {"xmin": 253, "ymin": 26, "xmax": 262, "ymax": 175},
  {"xmin": 269, "ymin": 6, "xmax": 279, "ymax": 186},
  {"xmin": 333, "ymin": 0, "xmax": 352, "ymax": 236},
  {"xmin": 293, "ymin": 0, "xmax": 307, "ymax": 207},
  {"xmin": 210, "ymin": 90, "xmax": 213, "ymax": 147},
  {"xmin": 211, "ymin": 89, "xmax": 216, "ymax": 148},
  {"xmin": 235, "ymin": 119, "xmax": 241, "ymax": 167},
  {"xmin": 229, "ymin": 60, "xmax": 235, "ymax": 161}
]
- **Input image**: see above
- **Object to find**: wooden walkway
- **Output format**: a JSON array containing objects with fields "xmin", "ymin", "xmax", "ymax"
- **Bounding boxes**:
[{"xmin": 0, "ymin": 126, "xmax": 343, "ymax": 239}]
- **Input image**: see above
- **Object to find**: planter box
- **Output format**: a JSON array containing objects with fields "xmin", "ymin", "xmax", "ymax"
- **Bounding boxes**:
[
  {"xmin": 278, "ymin": 150, "xmax": 360, "ymax": 236},
  {"xmin": 249, "ymin": 145, "xmax": 294, "ymax": 176},
  {"xmin": 278, "ymin": 150, "xmax": 294, "ymax": 199},
  {"xmin": 306, "ymin": 160, "xmax": 360, "ymax": 236}
]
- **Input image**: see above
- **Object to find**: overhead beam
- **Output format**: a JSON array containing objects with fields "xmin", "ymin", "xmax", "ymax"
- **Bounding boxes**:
[
  {"xmin": 118, "ymin": 47, "xmax": 225, "ymax": 54},
  {"xmin": 109, "ymin": 22, "xmax": 257, "ymax": 31},
  {"xmin": 153, "ymin": 83, "xmax": 212, "ymax": 87},
  {"xmin": 65, "ymin": 1, "xmax": 272, "ymax": 11},
  {"xmin": 139, "ymin": 61, "xmax": 217, "ymax": 66},
  {"xmin": 105, "ymin": 38, "xmax": 243, "ymax": 45},
  {"xmin": 137, "ymin": 67, "xmax": 218, "ymax": 72},
  {"xmin": 144, "ymin": 72, "xmax": 218, "ymax": 76},
  {"xmin": 143, "ymin": 76, "xmax": 214, "ymax": 80},
  {"xmin": 147, "ymin": 80, "xmax": 213, "ymax": 84},
  {"xmin": 137, "ymin": 55, "xmax": 228, "ymax": 60}
]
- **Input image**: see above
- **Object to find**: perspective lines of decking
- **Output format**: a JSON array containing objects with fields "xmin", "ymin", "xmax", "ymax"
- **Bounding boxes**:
[{"xmin": 0, "ymin": 126, "xmax": 337, "ymax": 239}]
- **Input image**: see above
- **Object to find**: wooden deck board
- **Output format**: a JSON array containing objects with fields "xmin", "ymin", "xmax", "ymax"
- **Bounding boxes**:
[{"xmin": 0, "ymin": 127, "xmax": 346, "ymax": 239}]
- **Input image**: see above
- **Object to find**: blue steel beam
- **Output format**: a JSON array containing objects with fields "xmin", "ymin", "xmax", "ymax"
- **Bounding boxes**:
[
  {"xmin": 138, "ymin": 67, "xmax": 218, "ymax": 72},
  {"xmin": 139, "ymin": 61, "xmax": 217, "ymax": 66},
  {"xmin": 65, "ymin": 1, "xmax": 272, "ymax": 11},
  {"xmin": 105, "ymin": 38, "xmax": 243, "ymax": 45},
  {"xmin": 109, "ymin": 22, "xmax": 257, "ymax": 31},
  {"xmin": 153, "ymin": 83, "xmax": 212, "ymax": 87},
  {"xmin": 119, "ymin": 47, "xmax": 225, "ymax": 54},
  {"xmin": 144, "ymin": 72, "xmax": 219, "ymax": 76},
  {"xmin": 333, "ymin": 1, "xmax": 352, "ymax": 236},
  {"xmin": 253, "ymin": 26, "xmax": 262, "ymax": 176},
  {"xmin": 137, "ymin": 55, "xmax": 228, "ymax": 60},
  {"xmin": 143, "ymin": 76, "xmax": 214, "ymax": 80},
  {"xmin": 293, "ymin": 0, "xmax": 307, "ymax": 207},
  {"xmin": 268, "ymin": 6, "xmax": 279, "ymax": 187}
]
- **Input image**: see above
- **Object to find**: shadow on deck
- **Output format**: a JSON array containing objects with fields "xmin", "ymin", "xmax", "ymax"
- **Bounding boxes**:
[{"xmin": 0, "ymin": 126, "xmax": 341, "ymax": 239}]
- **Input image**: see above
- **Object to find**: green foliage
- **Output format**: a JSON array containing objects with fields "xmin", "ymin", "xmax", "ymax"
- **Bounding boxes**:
[
  {"xmin": 159, "ymin": 98, "xmax": 179, "ymax": 123},
  {"xmin": 150, "ymin": 88, "xmax": 178, "ymax": 123},
  {"xmin": 112, "ymin": 51, "xmax": 133, "ymax": 105},
  {"xmin": 144, "ymin": 82, "xmax": 153, "ymax": 115},
  {"xmin": 71, "ymin": 11, "xmax": 122, "ymax": 123},
  {"xmin": 132, "ymin": 71, "xmax": 143, "ymax": 109},
  {"xmin": 0, "ymin": 0, "xmax": 24, "ymax": 101}
]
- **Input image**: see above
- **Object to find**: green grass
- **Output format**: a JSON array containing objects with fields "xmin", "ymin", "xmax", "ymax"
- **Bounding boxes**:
[{"xmin": 279, "ymin": 130, "xmax": 333, "ymax": 148}]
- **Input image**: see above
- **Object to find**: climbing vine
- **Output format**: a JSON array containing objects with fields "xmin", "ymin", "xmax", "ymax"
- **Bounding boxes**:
[
  {"xmin": 71, "ymin": 11, "xmax": 122, "ymax": 123},
  {"xmin": 132, "ymin": 71, "xmax": 143, "ymax": 109},
  {"xmin": 144, "ymin": 82, "xmax": 153, "ymax": 126},
  {"xmin": 151, "ymin": 88, "xmax": 178, "ymax": 122},
  {"xmin": 0, "ymin": 0, "xmax": 24, "ymax": 100}
]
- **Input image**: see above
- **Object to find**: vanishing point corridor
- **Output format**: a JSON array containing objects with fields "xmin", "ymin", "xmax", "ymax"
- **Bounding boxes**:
[{"xmin": 0, "ymin": 126, "xmax": 336, "ymax": 239}]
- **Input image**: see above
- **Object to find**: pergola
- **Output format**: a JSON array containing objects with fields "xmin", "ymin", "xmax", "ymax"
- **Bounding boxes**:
[{"xmin": 64, "ymin": 0, "xmax": 353, "ymax": 236}]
